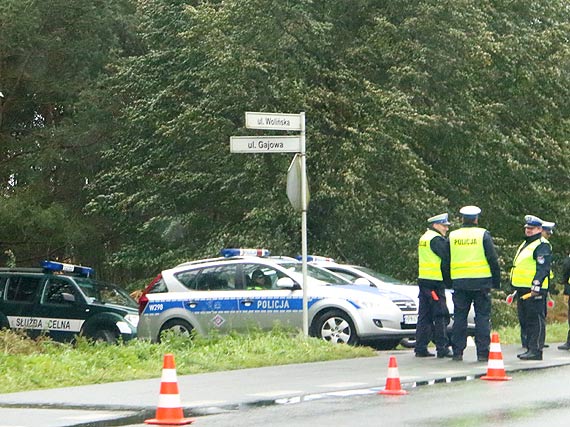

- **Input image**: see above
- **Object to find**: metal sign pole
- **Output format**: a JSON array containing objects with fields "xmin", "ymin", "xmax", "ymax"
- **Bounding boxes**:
[
  {"xmin": 234, "ymin": 110, "xmax": 309, "ymax": 336},
  {"xmin": 300, "ymin": 112, "xmax": 309, "ymax": 337}
]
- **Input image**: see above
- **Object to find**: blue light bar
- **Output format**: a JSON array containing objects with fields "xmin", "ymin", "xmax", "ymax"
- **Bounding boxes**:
[
  {"xmin": 295, "ymin": 255, "xmax": 335, "ymax": 262},
  {"xmin": 41, "ymin": 260, "xmax": 94, "ymax": 277},
  {"xmin": 220, "ymin": 248, "xmax": 271, "ymax": 258}
]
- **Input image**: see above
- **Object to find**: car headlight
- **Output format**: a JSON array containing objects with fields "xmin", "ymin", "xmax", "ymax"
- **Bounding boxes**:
[{"xmin": 124, "ymin": 314, "xmax": 139, "ymax": 327}]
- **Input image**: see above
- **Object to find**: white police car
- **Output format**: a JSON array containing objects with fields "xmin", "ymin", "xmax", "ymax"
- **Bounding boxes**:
[
  {"xmin": 0, "ymin": 261, "xmax": 139, "ymax": 343},
  {"xmin": 136, "ymin": 249, "xmax": 417, "ymax": 348},
  {"xmin": 304, "ymin": 256, "xmax": 476, "ymax": 342}
]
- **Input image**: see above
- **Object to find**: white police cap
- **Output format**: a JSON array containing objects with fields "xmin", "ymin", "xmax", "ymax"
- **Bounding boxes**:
[
  {"xmin": 459, "ymin": 205, "xmax": 481, "ymax": 216},
  {"xmin": 427, "ymin": 213, "xmax": 451, "ymax": 225},
  {"xmin": 542, "ymin": 220, "xmax": 555, "ymax": 231},
  {"xmin": 524, "ymin": 215, "xmax": 543, "ymax": 228}
]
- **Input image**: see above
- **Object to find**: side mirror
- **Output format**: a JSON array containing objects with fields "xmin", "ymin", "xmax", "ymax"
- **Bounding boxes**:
[
  {"xmin": 61, "ymin": 292, "xmax": 76, "ymax": 303},
  {"xmin": 353, "ymin": 277, "xmax": 374, "ymax": 287},
  {"xmin": 276, "ymin": 277, "xmax": 297, "ymax": 289}
]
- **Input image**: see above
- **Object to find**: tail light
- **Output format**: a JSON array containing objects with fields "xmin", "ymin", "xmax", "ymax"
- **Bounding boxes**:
[{"xmin": 138, "ymin": 274, "xmax": 163, "ymax": 315}]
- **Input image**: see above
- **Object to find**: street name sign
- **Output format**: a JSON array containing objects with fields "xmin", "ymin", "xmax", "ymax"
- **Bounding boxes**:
[
  {"xmin": 230, "ymin": 135, "xmax": 302, "ymax": 153},
  {"xmin": 245, "ymin": 112, "xmax": 302, "ymax": 131}
]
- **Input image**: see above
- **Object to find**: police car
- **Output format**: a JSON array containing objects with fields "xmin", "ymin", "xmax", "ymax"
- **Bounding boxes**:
[
  {"xmin": 0, "ymin": 261, "xmax": 139, "ymax": 343},
  {"xmin": 137, "ymin": 249, "xmax": 417, "ymax": 348},
  {"xmin": 304, "ymin": 256, "xmax": 476, "ymax": 342}
]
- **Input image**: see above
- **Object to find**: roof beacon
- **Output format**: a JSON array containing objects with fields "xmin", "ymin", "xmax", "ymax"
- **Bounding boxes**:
[
  {"xmin": 296, "ymin": 255, "xmax": 335, "ymax": 262},
  {"xmin": 41, "ymin": 260, "xmax": 94, "ymax": 277},
  {"xmin": 220, "ymin": 248, "xmax": 271, "ymax": 258}
]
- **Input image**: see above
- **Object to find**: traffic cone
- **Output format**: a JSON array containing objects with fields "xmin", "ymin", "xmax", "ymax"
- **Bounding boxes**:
[
  {"xmin": 379, "ymin": 356, "xmax": 408, "ymax": 395},
  {"xmin": 481, "ymin": 332, "xmax": 512, "ymax": 381},
  {"xmin": 145, "ymin": 354, "xmax": 195, "ymax": 425}
]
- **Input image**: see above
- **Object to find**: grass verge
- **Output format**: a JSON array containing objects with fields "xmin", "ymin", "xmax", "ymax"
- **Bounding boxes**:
[
  {"xmin": 0, "ymin": 328, "xmax": 373, "ymax": 394},
  {"xmin": 1, "ymin": 320, "xmax": 568, "ymax": 394}
]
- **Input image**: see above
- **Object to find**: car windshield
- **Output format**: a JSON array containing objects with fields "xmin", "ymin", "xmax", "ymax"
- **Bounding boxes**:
[
  {"xmin": 277, "ymin": 262, "xmax": 351, "ymax": 285},
  {"xmin": 74, "ymin": 278, "xmax": 137, "ymax": 308},
  {"xmin": 352, "ymin": 266, "xmax": 407, "ymax": 285}
]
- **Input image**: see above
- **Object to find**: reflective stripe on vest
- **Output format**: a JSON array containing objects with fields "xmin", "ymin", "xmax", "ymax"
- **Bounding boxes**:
[
  {"xmin": 510, "ymin": 237, "xmax": 548, "ymax": 288},
  {"xmin": 449, "ymin": 227, "xmax": 491, "ymax": 279},
  {"xmin": 418, "ymin": 229, "xmax": 443, "ymax": 281}
]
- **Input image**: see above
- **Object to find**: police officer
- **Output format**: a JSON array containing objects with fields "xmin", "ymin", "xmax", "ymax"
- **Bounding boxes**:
[
  {"xmin": 519, "ymin": 219, "xmax": 555, "ymax": 350},
  {"xmin": 541, "ymin": 221, "xmax": 556, "ymax": 349},
  {"xmin": 449, "ymin": 206, "xmax": 501, "ymax": 362},
  {"xmin": 248, "ymin": 269, "xmax": 271, "ymax": 290},
  {"xmin": 557, "ymin": 254, "xmax": 570, "ymax": 350},
  {"xmin": 511, "ymin": 215, "xmax": 552, "ymax": 361},
  {"xmin": 416, "ymin": 213, "xmax": 452, "ymax": 358}
]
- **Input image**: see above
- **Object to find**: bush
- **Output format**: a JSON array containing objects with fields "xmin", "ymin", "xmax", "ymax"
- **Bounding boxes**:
[
  {"xmin": 491, "ymin": 297, "xmax": 519, "ymax": 328},
  {"xmin": 0, "ymin": 329, "xmax": 57, "ymax": 355}
]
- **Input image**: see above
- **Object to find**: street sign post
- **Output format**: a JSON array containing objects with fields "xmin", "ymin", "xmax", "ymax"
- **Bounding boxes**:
[
  {"xmin": 245, "ymin": 112, "xmax": 302, "ymax": 131},
  {"xmin": 230, "ymin": 135, "xmax": 302, "ymax": 153},
  {"xmin": 287, "ymin": 154, "xmax": 310, "ymax": 212},
  {"xmin": 231, "ymin": 111, "xmax": 310, "ymax": 337}
]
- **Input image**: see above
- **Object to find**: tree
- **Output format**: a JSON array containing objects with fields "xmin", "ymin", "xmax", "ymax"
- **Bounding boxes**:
[{"xmin": 0, "ymin": 0, "xmax": 140, "ymax": 270}]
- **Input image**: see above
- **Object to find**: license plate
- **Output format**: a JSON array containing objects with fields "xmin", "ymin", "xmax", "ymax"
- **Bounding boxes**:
[{"xmin": 403, "ymin": 314, "xmax": 418, "ymax": 325}]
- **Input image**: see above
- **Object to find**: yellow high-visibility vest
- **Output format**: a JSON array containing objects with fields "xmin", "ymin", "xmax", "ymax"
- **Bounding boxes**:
[
  {"xmin": 449, "ymin": 227, "xmax": 491, "ymax": 279},
  {"xmin": 418, "ymin": 229, "xmax": 444, "ymax": 281},
  {"xmin": 510, "ymin": 237, "xmax": 549, "ymax": 288}
]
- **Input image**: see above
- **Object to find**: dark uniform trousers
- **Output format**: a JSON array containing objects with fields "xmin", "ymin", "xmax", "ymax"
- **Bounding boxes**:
[
  {"xmin": 415, "ymin": 287, "xmax": 449, "ymax": 353},
  {"xmin": 564, "ymin": 283, "xmax": 570, "ymax": 344},
  {"xmin": 517, "ymin": 292, "xmax": 546, "ymax": 354},
  {"xmin": 451, "ymin": 289, "xmax": 491, "ymax": 357}
]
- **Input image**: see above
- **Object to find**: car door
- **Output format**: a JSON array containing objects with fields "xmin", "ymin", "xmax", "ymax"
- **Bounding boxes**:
[
  {"xmin": 235, "ymin": 263, "xmax": 303, "ymax": 331},
  {"xmin": 2, "ymin": 275, "xmax": 45, "ymax": 338},
  {"xmin": 35, "ymin": 277, "xmax": 89, "ymax": 342},
  {"xmin": 172, "ymin": 263, "xmax": 242, "ymax": 335}
]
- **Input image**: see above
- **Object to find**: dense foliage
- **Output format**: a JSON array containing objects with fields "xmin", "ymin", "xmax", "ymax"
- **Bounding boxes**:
[{"xmin": 2, "ymin": 0, "xmax": 570, "ymax": 287}]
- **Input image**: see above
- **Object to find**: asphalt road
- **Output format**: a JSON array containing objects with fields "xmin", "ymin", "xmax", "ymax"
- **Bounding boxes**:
[
  {"xmin": 1, "ymin": 343, "xmax": 570, "ymax": 427},
  {"xmin": 184, "ymin": 365, "xmax": 570, "ymax": 427}
]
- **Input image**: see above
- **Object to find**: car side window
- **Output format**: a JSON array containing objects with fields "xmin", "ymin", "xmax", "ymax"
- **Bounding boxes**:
[
  {"xmin": 175, "ymin": 269, "xmax": 200, "ymax": 290},
  {"xmin": 5, "ymin": 276, "xmax": 42, "ymax": 302},
  {"xmin": 0, "ymin": 277, "xmax": 6, "ymax": 299},
  {"xmin": 187, "ymin": 265, "xmax": 238, "ymax": 291},
  {"xmin": 242, "ymin": 264, "xmax": 280, "ymax": 290},
  {"xmin": 329, "ymin": 269, "xmax": 358, "ymax": 282},
  {"xmin": 42, "ymin": 278, "xmax": 77, "ymax": 305}
]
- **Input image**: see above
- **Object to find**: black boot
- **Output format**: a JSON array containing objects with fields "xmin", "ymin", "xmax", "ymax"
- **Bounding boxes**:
[
  {"xmin": 518, "ymin": 351, "xmax": 542, "ymax": 361},
  {"xmin": 558, "ymin": 342, "xmax": 570, "ymax": 350}
]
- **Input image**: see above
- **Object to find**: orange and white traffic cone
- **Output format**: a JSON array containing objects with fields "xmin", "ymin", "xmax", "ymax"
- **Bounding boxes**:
[
  {"xmin": 145, "ymin": 354, "xmax": 195, "ymax": 425},
  {"xmin": 379, "ymin": 355, "xmax": 408, "ymax": 395},
  {"xmin": 481, "ymin": 332, "xmax": 512, "ymax": 381}
]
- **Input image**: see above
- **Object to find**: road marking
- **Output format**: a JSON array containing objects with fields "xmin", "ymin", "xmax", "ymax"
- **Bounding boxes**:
[
  {"xmin": 318, "ymin": 382, "xmax": 367, "ymax": 388},
  {"xmin": 250, "ymin": 390, "xmax": 303, "ymax": 398},
  {"xmin": 63, "ymin": 412, "xmax": 133, "ymax": 421},
  {"xmin": 182, "ymin": 400, "xmax": 225, "ymax": 406},
  {"xmin": 324, "ymin": 389, "xmax": 376, "ymax": 397}
]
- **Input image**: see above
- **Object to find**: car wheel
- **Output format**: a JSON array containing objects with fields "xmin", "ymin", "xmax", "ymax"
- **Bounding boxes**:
[
  {"xmin": 399, "ymin": 337, "xmax": 416, "ymax": 348},
  {"xmin": 91, "ymin": 329, "xmax": 117, "ymax": 344},
  {"xmin": 159, "ymin": 319, "xmax": 194, "ymax": 342},
  {"xmin": 313, "ymin": 309, "xmax": 358, "ymax": 345}
]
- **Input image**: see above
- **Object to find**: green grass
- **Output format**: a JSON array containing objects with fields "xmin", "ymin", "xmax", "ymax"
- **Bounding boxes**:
[
  {"xmin": 1, "ymin": 319, "xmax": 568, "ymax": 395},
  {"xmin": 0, "ymin": 328, "xmax": 374, "ymax": 394},
  {"xmin": 494, "ymin": 321, "xmax": 568, "ymax": 345}
]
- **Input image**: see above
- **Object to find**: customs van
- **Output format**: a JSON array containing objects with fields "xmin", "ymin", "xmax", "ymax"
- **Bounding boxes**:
[{"xmin": 0, "ymin": 261, "xmax": 139, "ymax": 343}]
